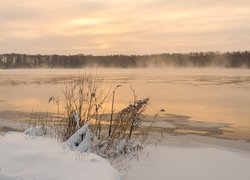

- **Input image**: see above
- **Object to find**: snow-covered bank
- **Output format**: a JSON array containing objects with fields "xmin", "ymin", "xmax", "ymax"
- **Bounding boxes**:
[
  {"xmin": 0, "ymin": 133, "xmax": 122, "ymax": 180},
  {"xmin": 127, "ymin": 139, "xmax": 250, "ymax": 180},
  {"xmin": 1, "ymin": 131, "xmax": 250, "ymax": 180},
  {"xmin": 0, "ymin": 118, "xmax": 24, "ymax": 133}
]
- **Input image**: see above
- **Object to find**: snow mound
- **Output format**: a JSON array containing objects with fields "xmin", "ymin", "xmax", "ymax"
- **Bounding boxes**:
[
  {"xmin": 65, "ymin": 123, "xmax": 91, "ymax": 152},
  {"xmin": 0, "ymin": 132, "xmax": 122, "ymax": 180}
]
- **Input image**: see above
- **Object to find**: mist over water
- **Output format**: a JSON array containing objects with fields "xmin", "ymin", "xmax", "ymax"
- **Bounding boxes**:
[
  {"xmin": 0, "ymin": 68, "xmax": 250, "ymax": 138},
  {"xmin": 1, "ymin": 52, "xmax": 250, "ymax": 69}
]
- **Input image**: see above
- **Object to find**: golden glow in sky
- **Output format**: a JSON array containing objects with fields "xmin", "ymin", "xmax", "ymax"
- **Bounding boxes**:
[{"xmin": 0, "ymin": 0, "xmax": 250, "ymax": 55}]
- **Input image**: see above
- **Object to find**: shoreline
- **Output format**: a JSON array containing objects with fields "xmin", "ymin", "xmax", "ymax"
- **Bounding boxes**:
[
  {"xmin": 148, "ymin": 133, "xmax": 250, "ymax": 154},
  {"xmin": 1, "ymin": 111, "xmax": 250, "ymax": 153}
]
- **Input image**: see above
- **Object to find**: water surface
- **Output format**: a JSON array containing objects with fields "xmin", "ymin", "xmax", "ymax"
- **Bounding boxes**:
[{"xmin": 0, "ymin": 68, "xmax": 249, "ymax": 139}]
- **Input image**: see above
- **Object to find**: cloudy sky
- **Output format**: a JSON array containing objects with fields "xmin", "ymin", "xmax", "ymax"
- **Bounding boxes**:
[{"xmin": 0, "ymin": 0, "xmax": 250, "ymax": 55}]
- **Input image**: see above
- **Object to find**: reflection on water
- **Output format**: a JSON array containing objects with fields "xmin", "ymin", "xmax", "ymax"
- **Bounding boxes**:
[{"xmin": 0, "ymin": 68, "xmax": 250, "ymax": 139}]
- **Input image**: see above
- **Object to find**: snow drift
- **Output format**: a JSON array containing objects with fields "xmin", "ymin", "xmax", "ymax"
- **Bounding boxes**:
[
  {"xmin": 127, "ymin": 144, "xmax": 250, "ymax": 180},
  {"xmin": 0, "ymin": 132, "xmax": 122, "ymax": 180}
]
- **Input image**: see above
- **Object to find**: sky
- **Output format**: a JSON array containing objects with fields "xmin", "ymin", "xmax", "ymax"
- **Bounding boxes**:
[{"xmin": 0, "ymin": 0, "xmax": 250, "ymax": 55}]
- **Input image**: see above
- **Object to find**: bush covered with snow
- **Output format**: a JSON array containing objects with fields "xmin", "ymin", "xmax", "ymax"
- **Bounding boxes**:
[
  {"xmin": 47, "ymin": 75, "xmax": 151, "ymax": 160},
  {"xmin": 64, "ymin": 123, "xmax": 143, "ymax": 160},
  {"xmin": 24, "ymin": 125, "xmax": 55, "ymax": 137},
  {"xmin": 22, "ymin": 74, "xmax": 152, "ymax": 173}
]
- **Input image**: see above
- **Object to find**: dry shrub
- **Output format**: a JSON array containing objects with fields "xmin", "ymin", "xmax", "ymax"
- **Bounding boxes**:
[
  {"xmin": 59, "ymin": 73, "xmax": 109, "ymax": 141},
  {"xmin": 101, "ymin": 89, "xmax": 149, "ymax": 157},
  {"xmin": 47, "ymin": 73, "xmax": 151, "ymax": 159}
]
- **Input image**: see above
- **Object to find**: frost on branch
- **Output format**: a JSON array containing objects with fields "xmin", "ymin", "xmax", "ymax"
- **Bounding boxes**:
[{"xmin": 72, "ymin": 111, "xmax": 80, "ymax": 129}]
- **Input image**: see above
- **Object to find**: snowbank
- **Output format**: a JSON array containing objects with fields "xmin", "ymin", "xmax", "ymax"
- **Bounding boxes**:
[
  {"xmin": 1, "ymin": 130, "xmax": 250, "ymax": 180},
  {"xmin": 0, "ymin": 132, "xmax": 122, "ymax": 180},
  {"xmin": 127, "ymin": 143, "xmax": 250, "ymax": 180}
]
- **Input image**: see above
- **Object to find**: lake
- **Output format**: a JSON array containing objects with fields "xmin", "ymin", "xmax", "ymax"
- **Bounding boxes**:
[{"xmin": 0, "ymin": 68, "xmax": 250, "ymax": 139}]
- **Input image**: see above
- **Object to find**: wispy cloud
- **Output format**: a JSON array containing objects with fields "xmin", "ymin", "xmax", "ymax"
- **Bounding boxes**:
[{"xmin": 0, "ymin": 0, "xmax": 249, "ymax": 54}]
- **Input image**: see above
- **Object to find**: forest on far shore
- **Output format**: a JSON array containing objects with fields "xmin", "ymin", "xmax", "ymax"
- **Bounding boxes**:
[{"xmin": 0, "ymin": 51, "xmax": 250, "ymax": 69}]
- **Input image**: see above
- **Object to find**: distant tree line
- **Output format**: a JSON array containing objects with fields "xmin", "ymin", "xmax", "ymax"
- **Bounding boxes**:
[{"xmin": 0, "ymin": 51, "xmax": 250, "ymax": 69}]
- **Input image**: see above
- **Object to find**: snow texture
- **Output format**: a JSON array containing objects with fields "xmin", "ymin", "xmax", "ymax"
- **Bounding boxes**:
[{"xmin": 0, "ymin": 132, "xmax": 122, "ymax": 180}]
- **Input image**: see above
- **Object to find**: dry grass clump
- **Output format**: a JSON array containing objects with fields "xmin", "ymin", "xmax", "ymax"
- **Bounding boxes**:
[
  {"xmin": 58, "ymin": 74, "xmax": 109, "ymax": 141},
  {"xmin": 100, "ymin": 90, "xmax": 149, "ymax": 157},
  {"xmin": 60, "ymin": 74, "xmax": 150, "ymax": 157}
]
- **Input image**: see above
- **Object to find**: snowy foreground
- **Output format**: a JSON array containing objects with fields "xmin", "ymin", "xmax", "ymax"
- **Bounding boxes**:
[
  {"xmin": 0, "ymin": 132, "xmax": 122, "ymax": 180},
  {"xmin": 127, "ymin": 139, "xmax": 250, "ymax": 180},
  {"xmin": 1, "ymin": 132, "xmax": 250, "ymax": 180}
]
